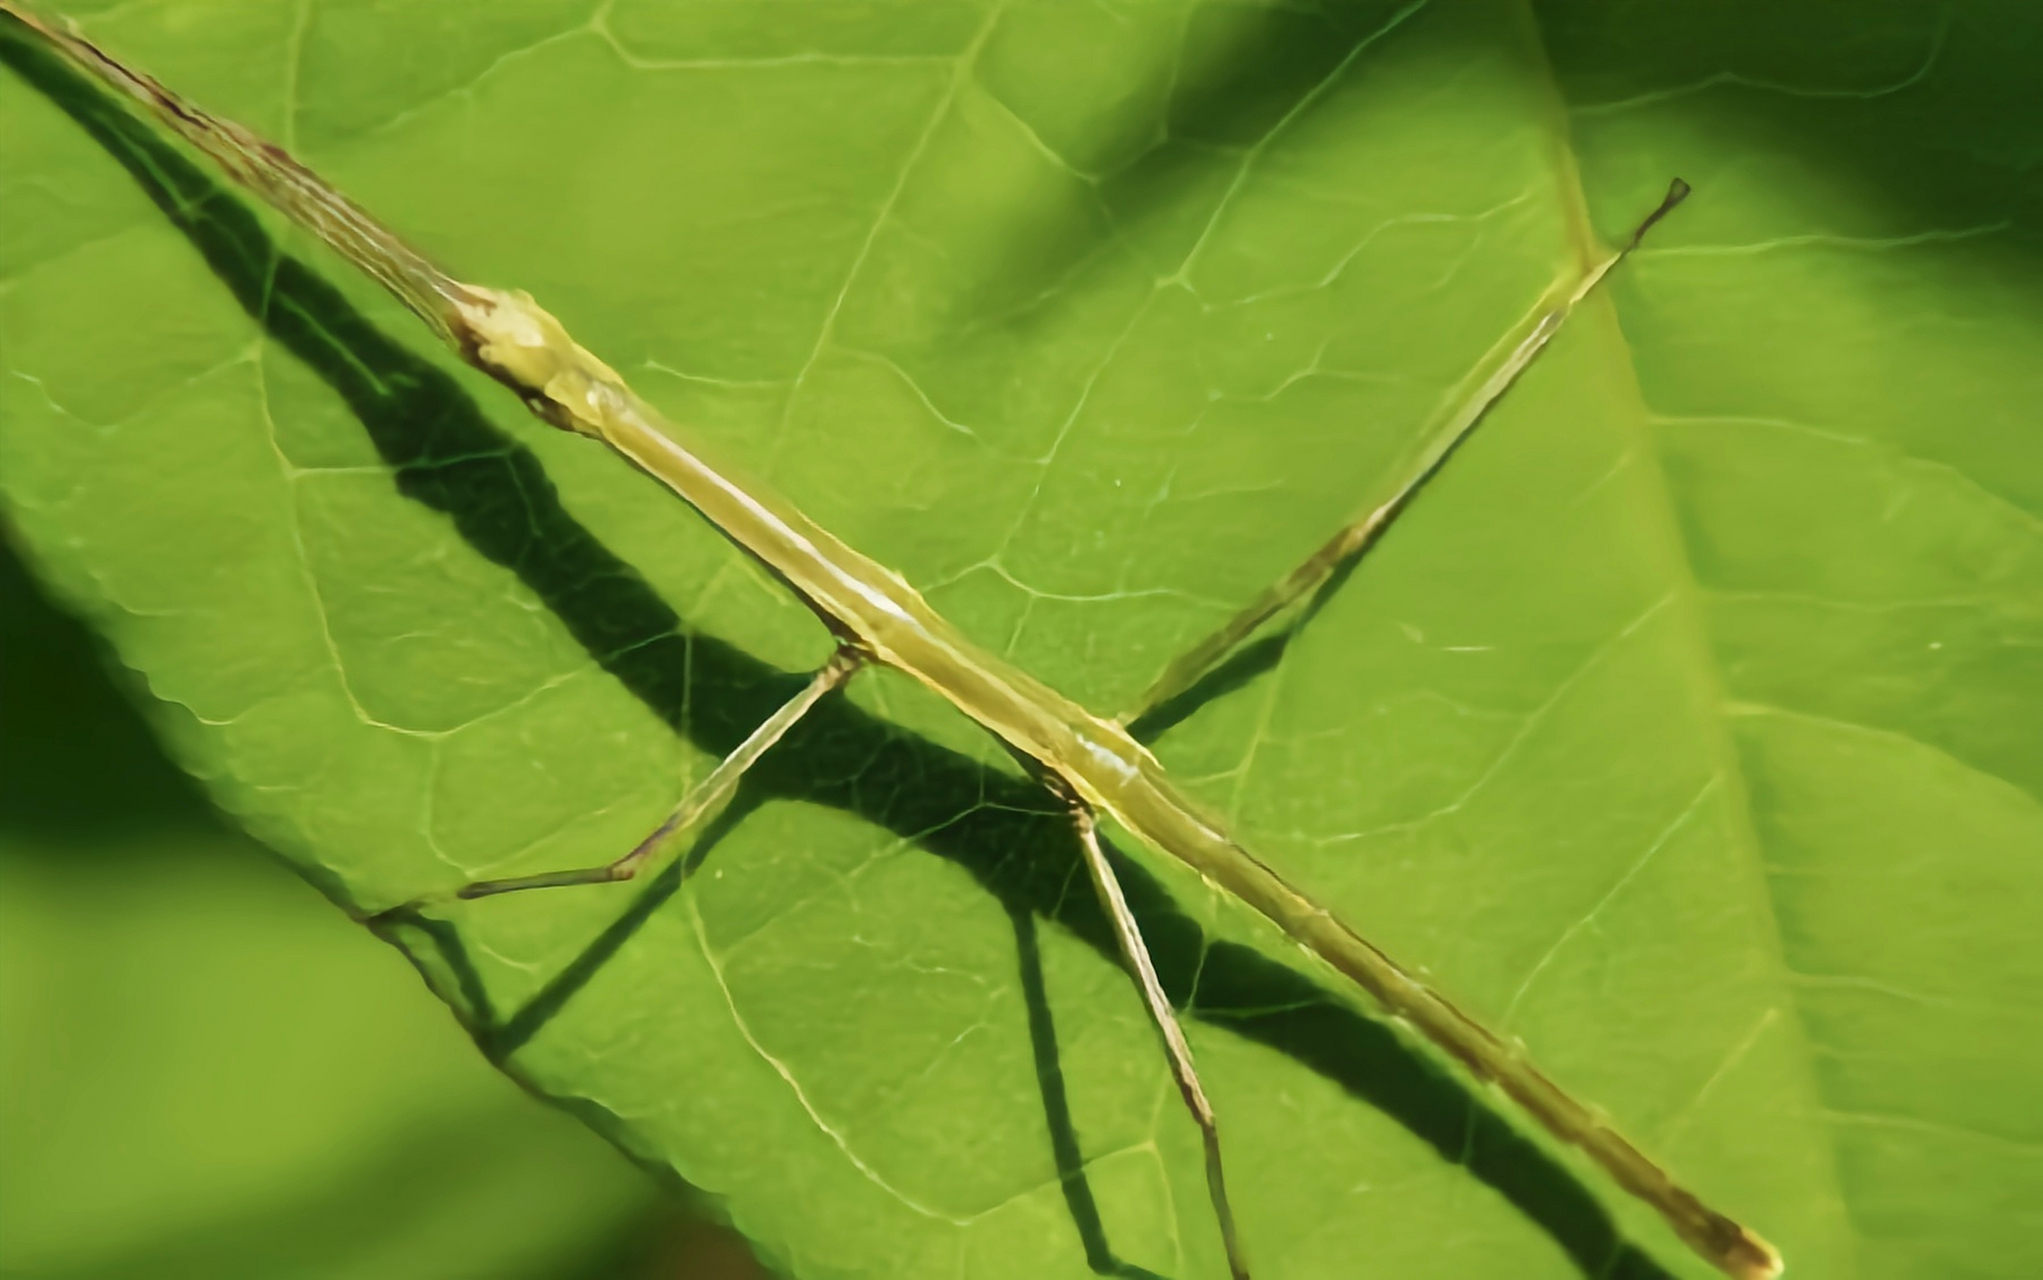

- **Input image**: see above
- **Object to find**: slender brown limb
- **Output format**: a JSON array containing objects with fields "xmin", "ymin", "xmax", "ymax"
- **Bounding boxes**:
[
  {"xmin": 1064, "ymin": 791, "xmax": 1249, "ymax": 1280},
  {"xmin": 365, "ymin": 649, "xmax": 864, "ymax": 920},
  {"xmin": 1124, "ymin": 180, "xmax": 1692, "ymax": 725}
]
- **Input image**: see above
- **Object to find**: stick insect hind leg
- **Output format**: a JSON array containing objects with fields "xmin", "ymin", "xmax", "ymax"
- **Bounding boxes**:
[
  {"xmin": 1125, "ymin": 180, "xmax": 1692, "ymax": 727},
  {"xmin": 1050, "ymin": 779, "xmax": 1250, "ymax": 1280},
  {"xmin": 366, "ymin": 646, "xmax": 866, "ymax": 922}
]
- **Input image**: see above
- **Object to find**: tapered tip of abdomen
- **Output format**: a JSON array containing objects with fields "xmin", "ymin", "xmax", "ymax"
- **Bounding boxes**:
[{"xmin": 1724, "ymin": 1230, "xmax": 1784, "ymax": 1280}]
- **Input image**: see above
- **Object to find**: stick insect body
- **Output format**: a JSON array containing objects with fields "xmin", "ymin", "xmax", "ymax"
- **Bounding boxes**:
[{"xmin": 4, "ymin": 8, "xmax": 1781, "ymax": 1278}]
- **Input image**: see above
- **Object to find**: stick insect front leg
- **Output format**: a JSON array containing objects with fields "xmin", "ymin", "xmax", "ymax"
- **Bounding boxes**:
[{"xmin": 367, "ymin": 647, "xmax": 865, "ymax": 922}]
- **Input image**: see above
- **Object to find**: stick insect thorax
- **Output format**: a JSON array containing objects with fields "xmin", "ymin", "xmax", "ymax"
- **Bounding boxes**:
[{"xmin": 3, "ymin": 5, "xmax": 1779, "ymax": 1277}]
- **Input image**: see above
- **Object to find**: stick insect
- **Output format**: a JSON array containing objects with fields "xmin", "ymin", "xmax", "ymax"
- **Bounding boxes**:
[{"xmin": 3, "ymin": 7, "xmax": 1782, "ymax": 1278}]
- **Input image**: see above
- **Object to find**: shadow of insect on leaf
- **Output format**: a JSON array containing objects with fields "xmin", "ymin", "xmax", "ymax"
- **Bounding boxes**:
[{"xmin": 0, "ymin": 24, "xmax": 1673, "ymax": 1280}]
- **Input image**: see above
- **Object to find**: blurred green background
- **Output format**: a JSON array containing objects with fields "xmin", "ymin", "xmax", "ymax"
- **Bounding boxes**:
[{"xmin": 0, "ymin": 531, "xmax": 768, "ymax": 1279}]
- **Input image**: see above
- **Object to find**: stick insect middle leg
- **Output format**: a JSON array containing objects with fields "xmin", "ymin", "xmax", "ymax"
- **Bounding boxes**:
[{"xmin": 367, "ymin": 646, "xmax": 866, "ymax": 921}]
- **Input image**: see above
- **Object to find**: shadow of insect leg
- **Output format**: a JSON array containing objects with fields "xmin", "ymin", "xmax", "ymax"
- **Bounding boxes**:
[{"xmin": 1011, "ymin": 901, "xmax": 1170, "ymax": 1280}]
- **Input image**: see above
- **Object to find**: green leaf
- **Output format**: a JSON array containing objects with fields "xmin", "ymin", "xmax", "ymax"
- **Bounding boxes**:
[
  {"xmin": 0, "ymin": 833, "xmax": 683, "ymax": 1280},
  {"xmin": 2, "ymin": 3, "xmax": 2037, "ymax": 1278},
  {"xmin": 0, "ymin": 544, "xmax": 694, "ymax": 1280}
]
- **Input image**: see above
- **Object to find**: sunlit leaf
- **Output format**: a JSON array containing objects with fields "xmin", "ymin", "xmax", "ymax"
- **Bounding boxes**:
[{"xmin": 2, "ymin": 3, "xmax": 2036, "ymax": 1277}]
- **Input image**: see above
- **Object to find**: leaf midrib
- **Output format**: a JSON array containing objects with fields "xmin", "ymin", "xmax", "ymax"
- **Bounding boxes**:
[{"xmin": 1521, "ymin": 4, "xmax": 1858, "ymax": 1269}]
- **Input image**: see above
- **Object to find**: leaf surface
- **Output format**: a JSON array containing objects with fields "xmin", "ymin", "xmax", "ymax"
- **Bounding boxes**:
[
  {"xmin": 2, "ymin": 2, "xmax": 2037, "ymax": 1278},
  {"xmin": 0, "ymin": 544, "xmax": 682, "ymax": 1280}
]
